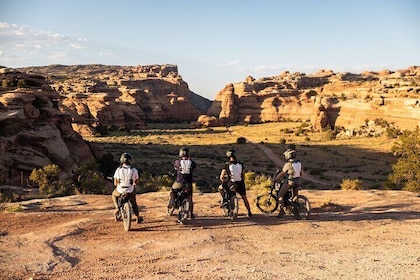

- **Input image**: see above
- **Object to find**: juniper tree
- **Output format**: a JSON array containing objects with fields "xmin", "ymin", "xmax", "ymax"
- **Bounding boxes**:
[{"xmin": 388, "ymin": 127, "xmax": 420, "ymax": 192}]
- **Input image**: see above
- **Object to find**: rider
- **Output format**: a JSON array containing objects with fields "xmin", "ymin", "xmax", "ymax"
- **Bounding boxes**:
[
  {"xmin": 219, "ymin": 149, "xmax": 253, "ymax": 218},
  {"xmin": 112, "ymin": 152, "xmax": 143, "ymax": 223},
  {"xmin": 167, "ymin": 147, "xmax": 197, "ymax": 218},
  {"xmin": 273, "ymin": 148, "xmax": 303, "ymax": 217}
]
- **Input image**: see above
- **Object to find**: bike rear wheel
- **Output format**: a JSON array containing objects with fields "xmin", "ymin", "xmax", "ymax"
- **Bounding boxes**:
[
  {"xmin": 292, "ymin": 195, "xmax": 311, "ymax": 219},
  {"xmin": 230, "ymin": 195, "xmax": 239, "ymax": 221},
  {"xmin": 178, "ymin": 198, "xmax": 190, "ymax": 225},
  {"xmin": 122, "ymin": 202, "xmax": 132, "ymax": 231},
  {"xmin": 256, "ymin": 193, "xmax": 279, "ymax": 214}
]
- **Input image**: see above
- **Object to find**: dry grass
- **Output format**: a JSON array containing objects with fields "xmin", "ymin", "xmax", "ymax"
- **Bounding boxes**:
[{"xmin": 85, "ymin": 122, "xmax": 397, "ymax": 191}]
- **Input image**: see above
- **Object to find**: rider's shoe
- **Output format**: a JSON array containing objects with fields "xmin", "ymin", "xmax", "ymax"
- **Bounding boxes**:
[
  {"xmin": 113, "ymin": 209, "xmax": 120, "ymax": 221},
  {"xmin": 136, "ymin": 216, "xmax": 144, "ymax": 224},
  {"xmin": 168, "ymin": 200, "xmax": 175, "ymax": 208}
]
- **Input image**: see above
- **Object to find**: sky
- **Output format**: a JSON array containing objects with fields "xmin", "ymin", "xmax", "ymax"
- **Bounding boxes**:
[{"xmin": 0, "ymin": 0, "xmax": 419, "ymax": 100}]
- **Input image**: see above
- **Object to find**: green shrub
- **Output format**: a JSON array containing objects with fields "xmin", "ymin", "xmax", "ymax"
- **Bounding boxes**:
[
  {"xmin": 389, "ymin": 127, "xmax": 420, "ymax": 192},
  {"xmin": 0, "ymin": 188, "xmax": 21, "ymax": 203},
  {"xmin": 75, "ymin": 159, "xmax": 107, "ymax": 194},
  {"xmin": 341, "ymin": 178, "xmax": 363, "ymax": 190},
  {"xmin": 29, "ymin": 164, "xmax": 71, "ymax": 197},
  {"xmin": 236, "ymin": 137, "xmax": 247, "ymax": 144},
  {"xmin": 386, "ymin": 126, "xmax": 401, "ymax": 139},
  {"xmin": 245, "ymin": 171, "xmax": 271, "ymax": 192},
  {"xmin": 137, "ymin": 171, "xmax": 161, "ymax": 193}
]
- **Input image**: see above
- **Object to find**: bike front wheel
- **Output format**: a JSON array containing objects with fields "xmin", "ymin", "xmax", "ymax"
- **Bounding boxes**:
[
  {"xmin": 256, "ymin": 193, "xmax": 279, "ymax": 214},
  {"xmin": 122, "ymin": 202, "xmax": 132, "ymax": 231},
  {"xmin": 292, "ymin": 195, "xmax": 311, "ymax": 219}
]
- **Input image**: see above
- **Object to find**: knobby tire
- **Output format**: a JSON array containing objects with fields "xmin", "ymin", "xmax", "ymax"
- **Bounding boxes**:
[
  {"xmin": 122, "ymin": 202, "xmax": 132, "ymax": 231},
  {"xmin": 256, "ymin": 193, "xmax": 279, "ymax": 214},
  {"xmin": 292, "ymin": 195, "xmax": 311, "ymax": 219}
]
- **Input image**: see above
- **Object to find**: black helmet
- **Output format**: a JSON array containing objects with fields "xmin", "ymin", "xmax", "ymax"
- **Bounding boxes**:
[
  {"xmin": 179, "ymin": 147, "xmax": 190, "ymax": 158},
  {"xmin": 283, "ymin": 149, "xmax": 296, "ymax": 161},
  {"xmin": 226, "ymin": 149, "xmax": 236, "ymax": 158},
  {"xmin": 120, "ymin": 152, "xmax": 132, "ymax": 165}
]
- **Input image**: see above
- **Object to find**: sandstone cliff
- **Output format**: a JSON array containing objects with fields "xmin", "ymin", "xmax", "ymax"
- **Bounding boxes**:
[
  {"xmin": 205, "ymin": 67, "xmax": 420, "ymax": 131},
  {"xmin": 0, "ymin": 68, "xmax": 93, "ymax": 186},
  {"xmin": 19, "ymin": 64, "xmax": 211, "ymax": 136}
]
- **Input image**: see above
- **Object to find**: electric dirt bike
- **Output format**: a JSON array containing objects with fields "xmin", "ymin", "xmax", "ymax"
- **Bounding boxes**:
[
  {"xmin": 220, "ymin": 183, "xmax": 239, "ymax": 221},
  {"xmin": 256, "ymin": 176, "xmax": 310, "ymax": 219},
  {"xmin": 167, "ymin": 186, "xmax": 191, "ymax": 225},
  {"xmin": 115, "ymin": 187, "xmax": 133, "ymax": 231}
]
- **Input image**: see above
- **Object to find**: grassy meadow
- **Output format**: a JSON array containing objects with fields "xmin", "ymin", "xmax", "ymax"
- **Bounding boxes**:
[{"xmin": 84, "ymin": 122, "xmax": 397, "ymax": 192}]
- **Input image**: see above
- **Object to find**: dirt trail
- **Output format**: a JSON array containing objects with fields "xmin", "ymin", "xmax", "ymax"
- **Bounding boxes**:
[
  {"xmin": 1, "ymin": 190, "xmax": 419, "ymax": 280},
  {"xmin": 248, "ymin": 138, "xmax": 331, "ymax": 186}
]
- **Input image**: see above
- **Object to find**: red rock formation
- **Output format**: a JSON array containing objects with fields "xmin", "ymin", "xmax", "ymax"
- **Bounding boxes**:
[
  {"xmin": 19, "ymin": 64, "xmax": 210, "ymax": 136},
  {"xmin": 206, "ymin": 66, "xmax": 420, "ymax": 131},
  {"xmin": 0, "ymin": 69, "xmax": 93, "ymax": 185}
]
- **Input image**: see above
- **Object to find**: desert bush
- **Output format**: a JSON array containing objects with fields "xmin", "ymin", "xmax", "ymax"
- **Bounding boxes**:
[
  {"xmin": 388, "ymin": 127, "xmax": 420, "ymax": 192},
  {"xmin": 386, "ymin": 126, "xmax": 401, "ymax": 139},
  {"xmin": 160, "ymin": 174, "xmax": 174, "ymax": 190},
  {"xmin": 0, "ymin": 188, "xmax": 21, "ymax": 203},
  {"xmin": 97, "ymin": 152, "xmax": 119, "ymax": 177},
  {"xmin": 29, "ymin": 164, "xmax": 71, "ymax": 197},
  {"xmin": 341, "ymin": 178, "xmax": 363, "ymax": 190},
  {"xmin": 75, "ymin": 159, "xmax": 107, "ymax": 194},
  {"xmin": 245, "ymin": 171, "xmax": 271, "ymax": 192},
  {"xmin": 319, "ymin": 129, "xmax": 335, "ymax": 141},
  {"xmin": 137, "ymin": 171, "xmax": 161, "ymax": 193},
  {"xmin": 96, "ymin": 125, "xmax": 109, "ymax": 136},
  {"xmin": 236, "ymin": 137, "xmax": 247, "ymax": 144},
  {"xmin": 1, "ymin": 79, "xmax": 14, "ymax": 87}
]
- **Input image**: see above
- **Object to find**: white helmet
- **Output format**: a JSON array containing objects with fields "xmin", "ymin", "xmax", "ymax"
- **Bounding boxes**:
[
  {"xmin": 283, "ymin": 149, "xmax": 296, "ymax": 161},
  {"xmin": 120, "ymin": 152, "xmax": 133, "ymax": 165}
]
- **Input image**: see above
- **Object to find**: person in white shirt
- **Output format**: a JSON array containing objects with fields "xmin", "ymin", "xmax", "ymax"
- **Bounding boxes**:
[
  {"xmin": 167, "ymin": 147, "xmax": 197, "ymax": 218},
  {"xmin": 273, "ymin": 148, "xmax": 303, "ymax": 217},
  {"xmin": 219, "ymin": 150, "xmax": 253, "ymax": 218},
  {"xmin": 112, "ymin": 152, "xmax": 143, "ymax": 223}
]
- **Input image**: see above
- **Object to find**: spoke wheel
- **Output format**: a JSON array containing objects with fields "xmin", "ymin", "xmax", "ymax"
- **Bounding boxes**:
[
  {"xmin": 256, "ymin": 193, "xmax": 279, "ymax": 214},
  {"xmin": 292, "ymin": 195, "xmax": 311, "ymax": 220},
  {"xmin": 230, "ymin": 195, "xmax": 239, "ymax": 221},
  {"xmin": 122, "ymin": 202, "xmax": 132, "ymax": 231},
  {"xmin": 178, "ymin": 198, "xmax": 190, "ymax": 225}
]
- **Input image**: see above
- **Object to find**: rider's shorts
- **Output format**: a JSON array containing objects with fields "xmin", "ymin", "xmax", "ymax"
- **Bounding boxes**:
[{"xmin": 227, "ymin": 180, "xmax": 246, "ymax": 196}]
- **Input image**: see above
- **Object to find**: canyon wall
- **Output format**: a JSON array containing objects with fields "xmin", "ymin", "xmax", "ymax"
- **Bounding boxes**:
[
  {"xmin": 0, "ymin": 68, "xmax": 93, "ymax": 185},
  {"xmin": 204, "ymin": 67, "xmax": 420, "ymax": 131}
]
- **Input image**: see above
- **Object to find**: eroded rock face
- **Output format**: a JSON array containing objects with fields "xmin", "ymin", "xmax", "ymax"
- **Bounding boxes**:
[
  {"xmin": 0, "ymin": 69, "xmax": 93, "ymax": 185},
  {"xmin": 19, "ymin": 65, "xmax": 210, "ymax": 136},
  {"xmin": 205, "ymin": 66, "xmax": 420, "ymax": 130}
]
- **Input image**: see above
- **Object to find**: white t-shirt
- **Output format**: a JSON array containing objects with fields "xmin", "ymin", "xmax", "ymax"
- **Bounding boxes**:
[
  {"xmin": 113, "ymin": 165, "xmax": 139, "ymax": 193},
  {"xmin": 282, "ymin": 161, "xmax": 302, "ymax": 178}
]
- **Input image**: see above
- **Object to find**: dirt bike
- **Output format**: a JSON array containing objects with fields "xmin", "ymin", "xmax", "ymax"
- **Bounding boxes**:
[
  {"xmin": 220, "ymin": 183, "xmax": 239, "ymax": 221},
  {"xmin": 167, "ymin": 186, "xmax": 191, "ymax": 225},
  {"xmin": 256, "ymin": 176, "xmax": 310, "ymax": 219},
  {"xmin": 115, "ymin": 187, "xmax": 133, "ymax": 231}
]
